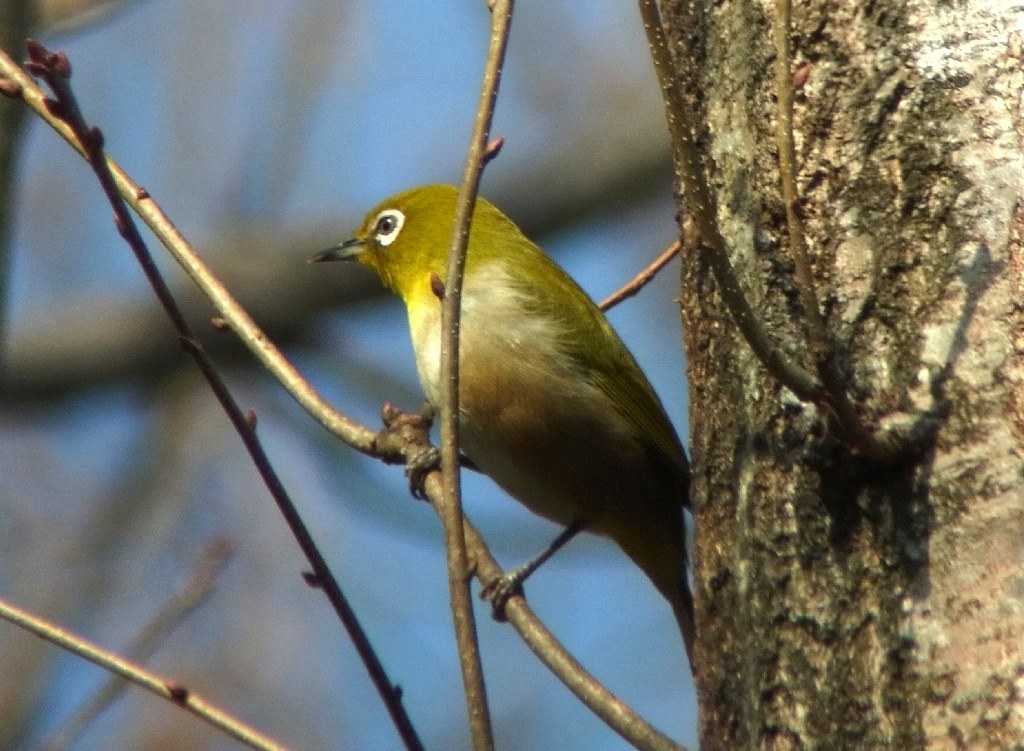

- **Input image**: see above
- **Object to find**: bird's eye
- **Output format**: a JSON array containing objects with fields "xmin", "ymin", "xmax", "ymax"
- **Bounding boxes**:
[{"xmin": 372, "ymin": 209, "xmax": 405, "ymax": 247}]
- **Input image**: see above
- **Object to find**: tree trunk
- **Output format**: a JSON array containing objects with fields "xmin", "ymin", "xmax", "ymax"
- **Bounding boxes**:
[{"xmin": 662, "ymin": 0, "xmax": 1024, "ymax": 748}]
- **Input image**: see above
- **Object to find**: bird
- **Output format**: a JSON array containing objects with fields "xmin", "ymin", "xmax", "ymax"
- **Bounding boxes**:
[{"xmin": 312, "ymin": 184, "xmax": 694, "ymax": 665}]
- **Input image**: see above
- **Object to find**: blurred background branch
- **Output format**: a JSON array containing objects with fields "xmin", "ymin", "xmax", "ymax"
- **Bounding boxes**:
[
  {"xmin": 0, "ymin": 592, "xmax": 290, "ymax": 751},
  {"xmin": 34, "ymin": 537, "xmax": 232, "ymax": 751}
]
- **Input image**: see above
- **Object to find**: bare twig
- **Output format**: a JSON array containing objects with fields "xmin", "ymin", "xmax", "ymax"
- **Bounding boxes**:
[
  {"xmin": 599, "ymin": 240, "xmax": 681, "ymax": 311},
  {"xmin": 772, "ymin": 0, "xmax": 901, "ymax": 461},
  {"xmin": 438, "ymin": 1, "xmax": 515, "ymax": 747},
  {"xmin": 15, "ymin": 40, "xmax": 424, "ymax": 751},
  {"xmin": 636, "ymin": 0, "xmax": 823, "ymax": 402},
  {"xmin": 36, "ymin": 539, "xmax": 233, "ymax": 751},
  {"xmin": 0, "ymin": 596, "xmax": 290, "ymax": 751}
]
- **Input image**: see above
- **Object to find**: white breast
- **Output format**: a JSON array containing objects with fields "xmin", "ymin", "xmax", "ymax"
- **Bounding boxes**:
[{"xmin": 406, "ymin": 261, "xmax": 566, "ymax": 409}]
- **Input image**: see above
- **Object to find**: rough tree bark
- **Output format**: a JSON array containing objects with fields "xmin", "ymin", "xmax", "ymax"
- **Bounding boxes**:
[{"xmin": 663, "ymin": 0, "xmax": 1024, "ymax": 748}]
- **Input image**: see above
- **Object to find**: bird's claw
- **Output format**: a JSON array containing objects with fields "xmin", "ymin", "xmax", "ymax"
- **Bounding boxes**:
[
  {"xmin": 480, "ymin": 565, "xmax": 527, "ymax": 622},
  {"xmin": 405, "ymin": 446, "xmax": 440, "ymax": 499}
]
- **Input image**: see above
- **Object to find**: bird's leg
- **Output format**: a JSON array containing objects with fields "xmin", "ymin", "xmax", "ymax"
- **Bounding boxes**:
[{"xmin": 480, "ymin": 519, "xmax": 585, "ymax": 620}]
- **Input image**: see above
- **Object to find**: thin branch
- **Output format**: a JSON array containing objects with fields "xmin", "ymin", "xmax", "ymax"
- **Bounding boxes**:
[
  {"xmin": 0, "ymin": 596, "xmax": 290, "ymax": 751},
  {"xmin": 636, "ymin": 0, "xmax": 823, "ymax": 403},
  {"xmin": 599, "ymin": 240, "xmax": 681, "ymax": 311},
  {"xmin": 0, "ymin": 41, "xmax": 691, "ymax": 750},
  {"xmin": 12, "ymin": 41, "xmax": 425, "ymax": 751},
  {"xmin": 772, "ymin": 0, "xmax": 902, "ymax": 461},
  {"xmin": 36, "ymin": 539, "xmax": 233, "ymax": 751},
  {"xmin": 438, "ymin": 1, "xmax": 515, "ymax": 747}
]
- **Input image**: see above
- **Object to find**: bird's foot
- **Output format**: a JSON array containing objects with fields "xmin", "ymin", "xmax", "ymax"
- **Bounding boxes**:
[
  {"xmin": 404, "ymin": 446, "xmax": 440, "ymax": 500},
  {"xmin": 480, "ymin": 565, "xmax": 528, "ymax": 622}
]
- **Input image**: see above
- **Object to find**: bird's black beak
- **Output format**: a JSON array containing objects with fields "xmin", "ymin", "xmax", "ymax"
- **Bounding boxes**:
[{"xmin": 309, "ymin": 237, "xmax": 366, "ymax": 263}]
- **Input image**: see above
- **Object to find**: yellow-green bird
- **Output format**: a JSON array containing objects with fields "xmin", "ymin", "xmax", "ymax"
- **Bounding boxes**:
[{"xmin": 313, "ymin": 185, "xmax": 694, "ymax": 664}]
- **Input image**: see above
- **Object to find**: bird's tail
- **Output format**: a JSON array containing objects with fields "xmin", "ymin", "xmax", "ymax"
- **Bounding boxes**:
[{"xmin": 671, "ymin": 576, "xmax": 696, "ymax": 672}]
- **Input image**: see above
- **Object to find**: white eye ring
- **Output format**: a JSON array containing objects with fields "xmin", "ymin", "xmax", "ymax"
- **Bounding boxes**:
[{"xmin": 372, "ymin": 209, "xmax": 405, "ymax": 247}]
